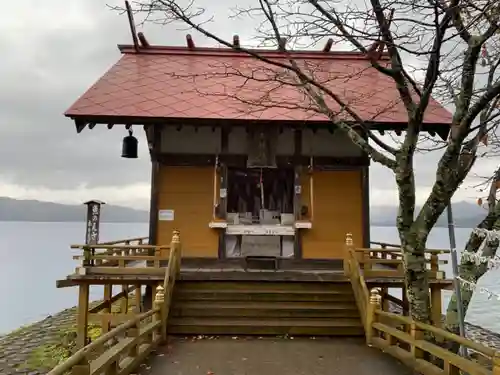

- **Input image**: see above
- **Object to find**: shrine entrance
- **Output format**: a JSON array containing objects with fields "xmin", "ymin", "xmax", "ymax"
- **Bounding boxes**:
[{"xmin": 224, "ymin": 167, "xmax": 296, "ymax": 258}]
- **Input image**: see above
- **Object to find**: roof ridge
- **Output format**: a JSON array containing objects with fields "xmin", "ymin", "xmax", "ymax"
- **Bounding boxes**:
[{"xmin": 117, "ymin": 44, "xmax": 391, "ymax": 60}]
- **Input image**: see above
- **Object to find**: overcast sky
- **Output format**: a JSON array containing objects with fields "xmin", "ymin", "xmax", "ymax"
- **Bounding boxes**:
[{"xmin": 0, "ymin": 0, "xmax": 497, "ymax": 210}]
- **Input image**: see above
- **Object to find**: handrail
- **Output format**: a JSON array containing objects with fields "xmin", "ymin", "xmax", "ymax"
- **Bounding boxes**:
[
  {"xmin": 344, "ymin": 239, "xmax": 370, "ymax": 335},
  {"xmin": 369, "ymin": 241, "xmax": 451, "ymax": 254},
  {"xmin": 376, "ymin": 310, "xmax": 496, "ymax": 358},
  {"xmin": 346, "ymin": 233, "xmax": 499, "ymax": 375},
  {"xmin": 100, "ymin": 236, "xmax": 149, "ymax": 245},
  {"xmin": 49, "ymin": 231, "xmax": 182, "ymax": 375},
  {"xmin": 71, "ymin": 244, "xmax": 169, "ymax": 250}
]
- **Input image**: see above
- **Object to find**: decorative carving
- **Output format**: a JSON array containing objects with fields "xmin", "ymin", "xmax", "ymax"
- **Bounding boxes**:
[
  {"xmin": 172, "ymin": 230, "xmax": 180, "ymax": 243},
  {"xmin": 370, "ymin": 288, "xmax": 382, "ymax": 306},
  {"xmin": 345, "ymin": 232, "xmax": 353, "ymax": 246},
  {"xmin": 155, "ymin": 285, "xmax": 165, "ymax": 304}
]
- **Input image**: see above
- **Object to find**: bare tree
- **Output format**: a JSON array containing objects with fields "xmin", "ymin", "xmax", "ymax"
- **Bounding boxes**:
[{"xmin": 124, "ymin": 0, "xmax": 500, "ymax": 323}]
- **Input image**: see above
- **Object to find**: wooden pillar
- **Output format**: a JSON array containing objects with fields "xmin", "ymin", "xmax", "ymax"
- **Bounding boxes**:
[
  {"xmin": 121, "ymin": 285, "xmax": 129, "ymax": 313},
  {"xmin": 135, "ymin": 284, "xmax": 142, "ymax": 313},
  {"xmin": 217, "ymin": 127, "xmax": 229, "ymax": 259},
  {"xmin": 429, "ymin": 253, "xmax": 442, "ymax": 327},
  {"xmin": 360, "ymin": 165, "xmax": 370, "ymax": 248},
  {"xmin": 102, "ymin": 284, "xmax": 112, "ymax": 334},
  {"xmin": 381, "ymin": 287, "xmax": 389, "ymax": 312},
  {"xmin": 402, "ymin": 286, "xmax": 408, "ymax": 316},
  {"xmin": 76, "ymin": 284, "xmax": 90, "ymax": 349},
  {"xmin": 146, "ymin": 126, "xmax": 161, "ymax": 301},
  {"xmin": 293, "ymin": 129, "xmax": 302, "ymax": 259},
  {"xmin": 430, "ymin": 285, "xmax": 442, "ymax": 328},
  {"xmin": 148, "ymin": 125, "xmax": 161, "ymax": 248}
]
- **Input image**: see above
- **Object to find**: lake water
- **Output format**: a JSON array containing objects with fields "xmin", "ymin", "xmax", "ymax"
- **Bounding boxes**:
[{"xmin": 0, "ymin": 222, "xmax": 499, "ymax": 334}]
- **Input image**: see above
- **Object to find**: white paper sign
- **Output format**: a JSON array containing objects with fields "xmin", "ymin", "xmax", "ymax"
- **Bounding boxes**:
[
  {"xmin": 219, "ymin": 188, "xmax": 227, "ymax": 198},
  {"xmin": 158, "ymin": 209, "xmax": 174, "ymax": 221}
]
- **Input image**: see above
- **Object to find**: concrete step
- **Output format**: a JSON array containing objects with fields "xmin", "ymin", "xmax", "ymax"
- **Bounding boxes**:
[
  {"xmin": 174, "ymin": 289, "xmax": 356, "ymax": 302},
  {"xmin": 171, "ymin": 301, "xmax": 360, "ymax": 318},
  {"xmin": 168, "ymin": 317, "xmax": 364, "ymax": 336},
  {"xmin": 176, "ymin": 281, "xmax": 352, "ymax": 292}
]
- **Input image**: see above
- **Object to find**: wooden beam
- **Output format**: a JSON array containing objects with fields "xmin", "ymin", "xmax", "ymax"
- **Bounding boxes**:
[
  {"xmin": 137, "ymin": 31, "xmax": 150, "ymax": 47},
  {"xmin": 89, "ymin": 286, "xmax": 137, "ymax": 313},
  {"xmin": 85, "ymin": 267, "xmax": 167, "ymax": 276},
  {"xmin": 323, "ymin": 38, "xmax": 334, "ymax": 52},
  {"xmin": 158, "ymin": 153, "xmax": 369, "ymax": 168},
  {"xmin": 186, "ymin": 34, "xmax": 195, "ymax": 49},
  {"xmin": 56, "ymin": 279, "xmax": 78, "ymax": 288},
  {"xmin": 233, "ymin": 35, "xmax": 240, "ymax": 48},
  {"xmin": 125, "ymin": 0, "xmax": 140, "ymax": 52},
  {"xmin": 75, "ymin": 120, "xmax": 87, "ymax": 133},
  {"xmin": 88, "ymin": 312, "xmax": 138, "ymax": 326},
  {"xmin": 278, "ymin": 37, "xmax": 287, "ymax": 51}
]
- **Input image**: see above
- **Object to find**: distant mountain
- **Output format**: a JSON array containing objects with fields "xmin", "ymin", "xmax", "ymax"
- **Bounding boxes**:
[
  {"xmin": 0, "ymin": 197, "xmax": 486, "ymax": 227},
  {"xmin": 371, "ymin": 201, "xmax": 487, "ymax": 228},
  {"xmin": 0, "ymin": 197, "xmax": 149, "ymax": 223}
]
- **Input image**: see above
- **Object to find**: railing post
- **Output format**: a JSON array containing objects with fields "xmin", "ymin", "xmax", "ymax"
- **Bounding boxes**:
[
  {"xmin": 171, "ymin": 230, "xmax": 181, "ymax": 276},
  {"xmin": 366, "ymin": 288, "xmax": 381, "ymax": 346},
  {"xmin": 344, "ymin": 233, "xmax": 353, "ymax": 275},
  {"xmin": 70, "ymin": 358, "xmax": 90, "ymax": 375},
  {"xmin": 493, "ymin": 352, "xmax": 500, "ymax": 375},
  {"xmin": 154, "ymin": 285, "xmax": 166, "ymax": 342},
  {"xmin": 410, "ymin": 321, "xmax": 425, "ymax": 359},
  {"xmin": 126, "ymin": 319, "xmax": 140, "ymax": 360}
]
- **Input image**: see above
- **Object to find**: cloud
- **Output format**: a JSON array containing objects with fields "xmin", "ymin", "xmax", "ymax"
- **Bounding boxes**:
[{"xmin": 0, "ymin": 0, "xmax": 496, "ymax": 208}]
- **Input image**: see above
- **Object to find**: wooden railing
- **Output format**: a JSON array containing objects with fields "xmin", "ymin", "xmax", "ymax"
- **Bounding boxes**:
[
  {"xmin": 71, "ymin": 235, "xmax": 173, "ymax": 275},
  {"xmin": 48, "ymin": 232, "xmax": 182, "ymax": 375},
  {"xmin": 345, "ymin": 234, "xmax": 499, "ymax": 375},
  {"xmin": 100, "ymin": 237, "xmax": 149, "ymax": 246},
  {"xmin": 354, "ymin": 242, "xmax": 449, "ymax": 279},
  {"xmin": 345, "ymin": 235, "xmax": 370, "ymax": 332}
]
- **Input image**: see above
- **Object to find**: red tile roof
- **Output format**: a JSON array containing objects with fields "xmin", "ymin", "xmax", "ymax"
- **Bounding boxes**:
[{"xmin": 65, "ymin": 45, "xmax": 452, "ymax": 128}]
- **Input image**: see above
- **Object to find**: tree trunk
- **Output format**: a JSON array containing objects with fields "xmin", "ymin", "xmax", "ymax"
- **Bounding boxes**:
[{"xmin": 400, "ymin": 229, "xmax": 432, "ymax": 323}]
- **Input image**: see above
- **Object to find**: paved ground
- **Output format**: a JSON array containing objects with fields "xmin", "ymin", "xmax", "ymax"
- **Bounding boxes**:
[{"xmin": 139, "ymin": 336, "xmax": 413, "ymax": 375}]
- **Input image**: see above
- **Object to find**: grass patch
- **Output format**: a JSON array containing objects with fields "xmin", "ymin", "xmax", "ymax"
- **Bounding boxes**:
[
  {"xmin": 19, "ymin": 294, "xmax": 139, "ymax": 371},
  {"xmin": 20, "ymin": 323, "xmax": 103, "ymax": 371}
]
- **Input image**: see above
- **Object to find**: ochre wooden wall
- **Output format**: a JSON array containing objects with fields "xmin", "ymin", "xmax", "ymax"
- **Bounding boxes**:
[
  {"xmin": 156, "ymin": 166, "xmax": 218, "ymax": 257},
  {"xmin": 301, "ymin": 170, "xmax": 364, "ymax": 259}
]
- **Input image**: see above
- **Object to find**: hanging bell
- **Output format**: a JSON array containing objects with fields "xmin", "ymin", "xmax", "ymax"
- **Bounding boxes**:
[{"xmin": 121, "ymin": 129, "xmax": 138, "ymax": 158}]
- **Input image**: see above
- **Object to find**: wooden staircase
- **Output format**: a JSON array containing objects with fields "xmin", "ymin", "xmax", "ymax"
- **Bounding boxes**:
[{"xmin": 168, "ymin": 280, "xmax": 364, "ymax": 336}]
